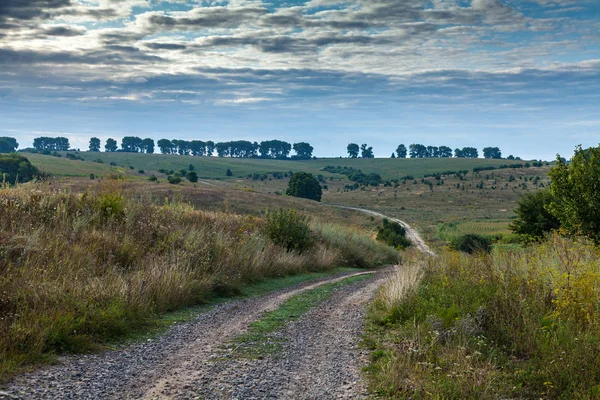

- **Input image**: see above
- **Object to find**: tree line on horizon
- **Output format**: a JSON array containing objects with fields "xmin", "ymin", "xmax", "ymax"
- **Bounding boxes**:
[{"xmin": 2, "ymin": 135, "xmax": 517, "ymax": 161}]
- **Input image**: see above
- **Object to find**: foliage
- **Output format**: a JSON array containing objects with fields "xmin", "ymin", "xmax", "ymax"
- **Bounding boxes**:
[
  {"xmin": 0, "ymin": 154, "xmax": 40, "ymax": 184},
  {"xmin": 347, "ymin": 143, "xmax": 359, "ymax": 158},
  {"xmin": 548, "ymin": 145, "xmax": 600, "ymax": 244},
  {"xmin": 483, "ymin": 146, "xmax": 502, "ymax": 159},
  {"xmin": 292, "ymin": 142, "xmax": 314, "ymax": 160},
  {"xmin": 264, "ymin": 209, "xmax": 314, "ymax": 253},
  {"xmin": 186, "ymin": 171, "xmax": 198, "ymax": 182},
  {"xmin": 376, "ymin": 219, "xmax": 412, "ymax": 249},
  {"xmin": 33, "ymin": 136, "xmax": 70, "ymax": 151},
  {"xmin": 322, "ymin": 165, "xmax": 382, "ymax": 186},
  {"xmin": 366, "ymin": 238, "xmax": 600, "ymax": 399},
  {"xmin": 104, "ymin": 138, "xmax": 118, "ymax": 152},
  {"xmin": 410, "ymin": 144, "xmax": 453, "ymax": 158},
  {"xmin": 448, "ymin": 233, "xmax": 492, "ymax": 253},
  {"xmin": 395, "ymin": 144, "xmax": 407, "ymax": 158},
  {"xmin": 226, "ymin": 168, "xmax": 233, "ymax": 176},
  {"xmin": 89, "ymin": 137, "xmax": 101, "ymax": 152},
  {"xmin": 0, "ymin": 137, "xmax": 19, "ymax": 153},
  {"xmin": 286, "ymin": 171, "xmax": 322, "ymax": 202},
  {"xmin": 510, "ymin": 189, "xmax": 560, "ymax": 240},
  {"xmin": 454, "ymin": 147, "xmax": 479, "ymax": 158},
  {"xmin": 361, "ymin": 143, "xmax": 374, "ymax": 158}
]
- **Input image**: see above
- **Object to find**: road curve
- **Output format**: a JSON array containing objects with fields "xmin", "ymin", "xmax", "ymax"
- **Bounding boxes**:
[{"xmin": 329, "ymin": 204, "xmax": 435, "ymax": 256}]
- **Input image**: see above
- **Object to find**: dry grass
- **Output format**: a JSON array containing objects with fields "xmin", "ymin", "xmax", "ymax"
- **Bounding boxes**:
[
  {"xmin": 0, "ymin": 181, "xmax": 398, "ymax": 378},
  {"xmin": 365, "ymin": 236, "xmax": 600, "ymax": 399}
]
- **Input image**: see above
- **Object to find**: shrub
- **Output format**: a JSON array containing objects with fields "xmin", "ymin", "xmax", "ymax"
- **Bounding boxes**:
[
  {"xmin": 449, "ymin": 233, "xmax": 492, "ymax": 253},
  {"xmin": 264, "ymin": 209, "xmax": 314, "ymax": 253},
  {"xmin": 97, "ymin": 193, "xmax": 125, "ymax": 219},
  {"xmin": 186, "ymin": 171, "xmax": 198, "ymax": 183},
  {"xmin": 138, "ymin": 170, "xmax": 145, "ymax": 174},
  {"xmin": 148, "ymin": 174, "xmax": 158, "ymax": 182},
  {"xmin": 376, "ymin": 219, "xmax": 411, "ymax": 250},
  {"xmin": 168, "ymin": 175, "xmax": 182, "ymax": 184},
  {"xmin": 89, "ymin": 174, "xmax": 95, "ymax": 180},
  {"xmin": 226, "ymin": 168, "xmax": 233, "ymax": 177},
  {"xmin": 0, "ymin": 154, "xmax": 40, "ymax": 185},
  {"xmin": 510, "ymin": 189, "xmax": 560, "ymax": 241},
  {"xmin": 286, "ymin": 172, "xmax": 322, "ymax": 202}
]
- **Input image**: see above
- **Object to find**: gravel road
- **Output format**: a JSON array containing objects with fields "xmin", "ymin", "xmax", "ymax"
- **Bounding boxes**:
[{"xmin": 1, "ymin": 268, "xmax": 392, "ymax": 400}]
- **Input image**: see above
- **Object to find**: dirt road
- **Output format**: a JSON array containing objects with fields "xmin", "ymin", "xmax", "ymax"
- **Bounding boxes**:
[{"xmin": 1, "ymin": 269, "xmax": 391, "ymax": 400}]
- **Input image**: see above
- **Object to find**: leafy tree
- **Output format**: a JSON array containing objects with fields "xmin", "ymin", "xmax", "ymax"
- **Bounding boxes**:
[
  {"xmin": 189, "ymin": 140, "xmax": 206, "ymax": 156},
  {"xmin": 157, "ymin": 139, "xmax": 174, "ymax": 154},
  {"xmin": 0, "ymin": 137, "xmax": 18, "ymax": 153},
  {"xmin": 33, "ymin": 137, "xmax": 70, "ymax": 151},
  {"xmin": 89, "ymin": 137, "xmax": 101, "ymax": 152},
  {"xmin": 185, "ymin": 171, "xmax": 198, "ymax": 182},
  {"xmin": 347, "ymin": 143, "xmax": 359, "ymax": 158},
  {"xmin": 509, "ymin": 190, "xmax": 560, "ymax": 240},
  {"xmin": 547, "ymin": 145, "xmax": 600, "ymax": 244},
  {"xmin": 391, "ymin": 153, "xmax": 396, "ymax": 158},
  {"xmin": 105, "ymin": 138, "xmax": 118, "ymax": 152},
  {"xmin": 483, "ymin": 147, "xmax": 502, "ymax": 159},
  {"xmin": 188, "ymin": 164, "xmax": 195, "ymax": 171},
  {"xmin": 259, "ymin": 140, "xmax": 291, "ymax": 159},
  {"xmin": 141, "ymin": 138, "xmax": 155, "ymax": 154},
  {"xmin": 121, "ymin": 136, "xmax": 143, "ymax": 153},
  {"xmin": 206, "ymin": 141, "xmax": 215, "ymax": 156},
  {"xmin": 172, "ymin": 139, "xmax": 191, "ymax": 155},
  {"xmin": 360, "ymin": 143, "xmax": 374, "ymax": 158},
  {"xmin": 226, "ymin": 168, "xmax": 233, "ymax": 176},
  {"xmin": 454, "ymin": 147, "xmax": 478, "ymax": 158},
  {"xmin": 0, "ymin": 154, "xmax": 40, "ymax": 184},
  {"xmin": 286, "ymin": 172, "xmax": 322, "ymax": 202},
  {"xmin": 292, "ymin": 142, "xmax": 314, "ymax": 160},
  {"xmin": 409, "ymin": 144, "xmax": 428, "ymax": 158},
  {"xmin": 396, "ymin": 144, "xmax": 407, "ymax": 158},
  {"xmin": 438, "ymin": 146, "xmax": 453, "ymax": 158}
]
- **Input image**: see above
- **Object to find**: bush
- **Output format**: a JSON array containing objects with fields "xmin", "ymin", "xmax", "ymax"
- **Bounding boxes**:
[
  {"xmin": 138, "ymin": 170, "xmax": 145, "ymax": 174},
  {"xmin": 0, "ymin": 154, "xmax": 40, "ymax": 185},
  {"xmin": 168, "ymin": 175, "xmax": 182, "ymax": 184},
  {"xmin": 376, "ymin": 219, "xmax": 411, "ymax": 249},
  {"xmin": 286, "ymin": 172, "xmax": 322, "ymax": 202},
  {"xmin": 449, "ymin": 234, "xmax": 492, "ymax": 253},
  {"xmin": 510, "ymin": 189, "xmax": 560, "ymax": 241},
  {"xmin": 264, "ymin": 209, "xmax": 314, "ymax": 253},
  {"xmin": 148, "ymin": 174, "xmax": 158, "ymax": 182},
  {"xmin": 226, "ymin": 168, "xmax": 233, "ymax": 177},
  {"xmin": 186, "ymin": 171, "xmax": 198, "ymax": 183}
]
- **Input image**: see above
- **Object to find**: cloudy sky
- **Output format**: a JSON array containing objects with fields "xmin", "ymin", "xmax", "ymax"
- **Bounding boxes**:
[{"xmin": 1, "ymin": 0, "xmax": 598, "ymax": 159}]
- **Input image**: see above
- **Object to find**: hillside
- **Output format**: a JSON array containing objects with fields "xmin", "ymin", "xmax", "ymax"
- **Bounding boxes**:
[{"xmin": 25, "ymin": 151, "xmax": 530, "ymax": 180}]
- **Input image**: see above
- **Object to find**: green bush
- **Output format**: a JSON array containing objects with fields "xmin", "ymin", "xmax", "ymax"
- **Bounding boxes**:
[
  {"xmin": 286, "ymin": 172, "xmax": 322, "ymax": 202},
  {"xmin": 97, "ymin": 193, "xmax": 125, "ymax": 219},
  {"xmin": 148, "ymin": 174, "xmax": 158, "ymax": 182},
  {"xmin": 0, "ymin": 154, "xmax": 40, "ymax": 185},
  {"xmin": 449, "ymin": 233, "xmax": 492, "ymax": 254},
  {"xmin": 168, "ymin": 173, "xmax": 182, "ymax": 184},
  {"xmin": 510, "ymin": 189, "xmax": 560, "ymax": 241},
  {"xmin": 264, "ymin": 209, "xmax": 314, "ymax": 253},
  {"xmin": 186, "ymin": 171, "xmax": 198, "ymax": 183},
  {"xmin": 376, "ymin": 219, "xmax": 411, "ymax": 249}
]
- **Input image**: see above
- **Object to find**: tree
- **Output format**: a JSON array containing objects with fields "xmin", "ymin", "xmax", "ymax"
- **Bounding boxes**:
[
  {"xmin": 547, "ymin": 145, "xmax": 600, "ymax": 244},
  {"xmin": 483, "ymin": 147, "xmax": 502, "ymax": 159},
  {"xmin": 259, "ymin": 140, "xmax": 291, "ymax": 159},
  {"xmin": 292, "ymin": 142, "xmax": 314, "ymax": 160},
  {"xmin": 409, "ymin": 144, "xmax": 428, "ymax": 158},
  {"xmin": 360, "ymin": 144, "xmax": 374, "ymax": 158},
  {"xmin": 0, "ymin": 137, "xmax": 18, "ymax": 153},
  {"xmin": 396, "ymin": 144, "xmax": 407, "ymax": 158},
  {"xmin": 33, "ymin": 137, "xmax": 70, "ymax": 151},
  {"xmin": 105, "ymin": 138, "xmax": 118, "ymax": 152},
  {"xmin": 347, "ymin": 143, "xmax": 359, "ymax": 158},
  {"xmin": 157, "ymin": 139, "xmax": 173, "ymax": 154},
  {"xmin": 455, "ymin": 147, "xmax": 478, "ymax": 158},
  {"xmin": 141, "ymin": 138, "xmax": 155, "ymax": 154},
  {"xmin": 206, "ymin": 141, "xmax": 215, "ymax": 156},
  {"xmin": 286, "ymin": 172, "xmax": 322, "ymax": 202},
  {"xmin": 438, "ymin": 146, "xmax": 453, "ymax": 158},
  {"xmin": 391, "ymin": 153, "xmax": 396, "ymax": 158},
  {"xmin": 121, "ymin": 136, "xmax": 143, "ymax": 153},
  {"xmin": 509, "ymin": 190, "xmax": 560, "ymax": 240},
  {"xmin": 89, "ymin": 137, "xmax": 101, "ymax": 152},
  {"xmin": 226, "ymin": 168, "xmax": 233, "ymax": 176},
  {"xmin": 185, "ymin": 171, "xmax": 198, "ymax": 182}
]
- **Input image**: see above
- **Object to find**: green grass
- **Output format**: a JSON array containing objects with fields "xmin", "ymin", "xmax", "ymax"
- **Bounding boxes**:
[
  {"xmin": 365, "ymin": 239, "xmax": 600, "ymax": 399},
  {"xmin": 26, "ymin": 151, "xmax": 529, "ymax": 180},
  {"xmin": 230, "ymin": 273, "xmax": 373, "ymax": 358}
]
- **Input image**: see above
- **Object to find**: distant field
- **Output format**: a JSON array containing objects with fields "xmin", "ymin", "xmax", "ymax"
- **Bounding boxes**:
[{"xmin": 25, "ymin": 151, "xmax": 530, "ymax": 180}]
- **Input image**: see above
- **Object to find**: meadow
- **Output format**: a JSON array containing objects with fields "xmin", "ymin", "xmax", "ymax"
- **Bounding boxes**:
[
  {"xmin": 366, "ymin": 238, "xmax": 600, "ymax": 399},
  {"xmin": 0, "ymin": 182, "xmax": 398, "ymax": 378},
  {"xmin": 25, "ymin": 151, "xmax": 525, "ymax": 181}
]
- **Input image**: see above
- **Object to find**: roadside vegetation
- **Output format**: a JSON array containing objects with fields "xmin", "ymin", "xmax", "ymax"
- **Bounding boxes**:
[
  {"xmin": 366, "ymin": 145, "xmax": 600, "ymax": 398},
  {"xmin": 0, "ymin": 182, "xmax": 398, "ymax": 378}
]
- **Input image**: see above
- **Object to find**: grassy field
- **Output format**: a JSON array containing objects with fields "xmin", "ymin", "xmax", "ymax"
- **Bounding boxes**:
[
  {"xmin": 0, "ymin": 183, "xmax": 399, "ymax": 378},
  {"xmin": 25, "ymin": 151, "xmax": 531, "ymax": 180},
  {"xmin": 366, "ymin": 238, "xmax": 600, "ymax": 399}
]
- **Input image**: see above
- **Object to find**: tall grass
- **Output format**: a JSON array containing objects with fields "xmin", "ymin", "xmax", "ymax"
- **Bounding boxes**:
[
  {"xmin": 0, "ymin": 183, "xmax": 398, "ymax": 377},
  {"xmin": 366, "ymin": 236, "xmax": 600, "ymax": 399}
]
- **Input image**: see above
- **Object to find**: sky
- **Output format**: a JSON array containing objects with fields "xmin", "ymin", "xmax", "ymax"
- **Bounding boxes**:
[{"xmin": 0, "ymin": 0, "xmax": 598, "ymax": 160}]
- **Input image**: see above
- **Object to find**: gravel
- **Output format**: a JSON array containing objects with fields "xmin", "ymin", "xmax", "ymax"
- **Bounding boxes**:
[{"xmin": 0, "ymin": 269, "xmax": 390, "ymax": 400}]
